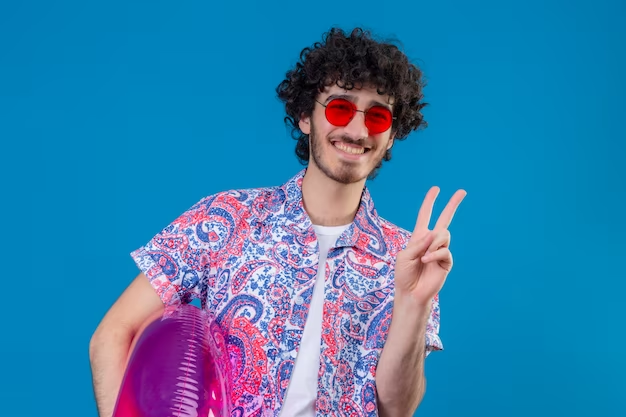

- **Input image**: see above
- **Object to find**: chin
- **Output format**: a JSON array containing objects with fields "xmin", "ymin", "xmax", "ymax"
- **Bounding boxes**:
[{"xmin": 318, "ymin": 158, "xmax": 372, "ymax": 185}]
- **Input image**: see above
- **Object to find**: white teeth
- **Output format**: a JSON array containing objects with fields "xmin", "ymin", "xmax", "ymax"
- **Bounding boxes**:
[{"xmin": 334, "ymin": 142, "xmax": 365, "ymax": 155}]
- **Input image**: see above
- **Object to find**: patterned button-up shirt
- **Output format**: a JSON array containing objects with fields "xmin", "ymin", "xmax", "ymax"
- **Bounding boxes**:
[{"xmin": 131, "ymin": 169, "xmax": 443, "ymax": 417}]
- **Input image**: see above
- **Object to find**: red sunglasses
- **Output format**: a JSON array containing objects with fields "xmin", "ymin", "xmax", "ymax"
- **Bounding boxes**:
[{"xmin": 315, "ymin": 98, "xmax": 396, "ymax": 134}]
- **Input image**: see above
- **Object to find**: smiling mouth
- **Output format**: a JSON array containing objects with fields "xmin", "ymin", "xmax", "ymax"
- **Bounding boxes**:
[{"xmin": 332, "ymin": 141, "xmax": 370, "ymax": 155}]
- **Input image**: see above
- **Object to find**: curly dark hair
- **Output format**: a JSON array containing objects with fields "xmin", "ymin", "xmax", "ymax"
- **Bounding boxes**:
[{"xmin": 276, "ymin": 27, "xmax": 428, "ymax": 178}]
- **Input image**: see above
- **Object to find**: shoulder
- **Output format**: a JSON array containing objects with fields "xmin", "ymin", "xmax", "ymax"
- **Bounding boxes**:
[
  {"xmin": 180, "ymin": 184, "xmax": 287, "ymax": 229},
  {"xmin": 377, "ymin": 216, "xmax": 412, "ymax": 257},
  {"xmin": 193, "ymin": 184, "xmax": 280, "ymax": 210}
]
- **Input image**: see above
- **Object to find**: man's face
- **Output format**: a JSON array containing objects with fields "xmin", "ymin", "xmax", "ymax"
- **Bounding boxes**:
[{"xmin": 299, "ymin": 84, "xmax": 395, "ymax": 185}]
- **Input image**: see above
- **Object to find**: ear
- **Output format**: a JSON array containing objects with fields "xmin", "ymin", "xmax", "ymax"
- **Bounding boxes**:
[{"xmin": 299, "ymin": 114, "xmax": 311, "ymax": 135}]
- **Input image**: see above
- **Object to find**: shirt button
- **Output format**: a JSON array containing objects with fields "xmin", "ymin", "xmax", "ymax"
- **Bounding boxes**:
[{"xmin": 294, "ymin": 296, "xmax": 304, "ymax": 305}]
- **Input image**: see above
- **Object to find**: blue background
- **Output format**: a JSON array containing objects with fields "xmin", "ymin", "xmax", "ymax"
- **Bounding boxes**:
[{"xmin": 1, "ymin": 0, "xmax": 625, "ymax": 416}]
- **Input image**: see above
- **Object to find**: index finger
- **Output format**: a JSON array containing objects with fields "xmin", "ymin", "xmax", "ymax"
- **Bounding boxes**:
[
  {"xmin": 412, "ymin": 186, "xmax": 440, "ymax": 236},
  {"xmin": 433, "ymin": 189, "xmax": 467, "ymax": 230}
]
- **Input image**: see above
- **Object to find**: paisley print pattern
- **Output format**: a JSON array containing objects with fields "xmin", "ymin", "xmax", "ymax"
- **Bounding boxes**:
[{"xmin": 131, "ymin": 169, "xmax": 443, "ymax": 416}]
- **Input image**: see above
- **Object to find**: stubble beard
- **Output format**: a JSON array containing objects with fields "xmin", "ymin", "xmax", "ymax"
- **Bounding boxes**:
[{"xmin": 309, "ymin": 122, "xmax": 385, "ymax": 185}]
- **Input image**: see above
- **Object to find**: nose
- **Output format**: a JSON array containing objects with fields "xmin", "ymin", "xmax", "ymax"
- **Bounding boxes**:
[{"xmin": 342, "ymin": 110, "xmax": 369, "ymax": 139}]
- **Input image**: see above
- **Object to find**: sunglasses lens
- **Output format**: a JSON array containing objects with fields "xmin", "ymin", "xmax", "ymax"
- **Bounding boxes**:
[
  {"xmin": 325, "ymin": 99, "xmax": 355, "ymax": 126},
  {"xmin": 365, "ymin": 107, "xmax": 393, "ymax": 134}
]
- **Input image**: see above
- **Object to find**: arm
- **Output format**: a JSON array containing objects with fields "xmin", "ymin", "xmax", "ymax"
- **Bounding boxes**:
[
  {"xmin": 89, "ymin": 272, "xmax": 164, "ymax": 417},
  {"xmin": 376, "ymin": 186, "xmax": 466, "ymax": 416},
  {"xmin": 375, "ymin": 292, "xmax": 432, "ymax": 417}
]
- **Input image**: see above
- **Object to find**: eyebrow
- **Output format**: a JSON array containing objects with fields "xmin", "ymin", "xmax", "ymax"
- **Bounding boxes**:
[{"xmin": 324, "ymin": 93, "xmax": 393, "ymax": 110}]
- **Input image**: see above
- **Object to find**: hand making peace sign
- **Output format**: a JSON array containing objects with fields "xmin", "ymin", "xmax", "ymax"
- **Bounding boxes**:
[{"xmin": 394, "ymin": 186, "xmax": 467, "ymax": 306}]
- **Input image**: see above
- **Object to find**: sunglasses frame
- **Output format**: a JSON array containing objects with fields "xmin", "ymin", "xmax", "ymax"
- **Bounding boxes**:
[{"xmin": 315, "ymin": 98, "xmax": 396, "ymax": 134}]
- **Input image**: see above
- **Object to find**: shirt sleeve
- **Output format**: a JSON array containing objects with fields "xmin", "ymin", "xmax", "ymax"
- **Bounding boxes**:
[
  {"xmin": 130, "ymin": 196, "xmax": 215, "ymax": 308},
  {"xmin": 425, "ymin": 293, "xmax": 444, "ymax": 356}
]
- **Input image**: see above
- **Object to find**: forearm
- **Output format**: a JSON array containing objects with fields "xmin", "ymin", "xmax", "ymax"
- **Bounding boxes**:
[
  {"xmin": 376, "ymin": 292, "xmax": 432, "ymax": 417},
  {"xmin": 89, "ymin": 325, "xmax": 134, "ymax": 417}
]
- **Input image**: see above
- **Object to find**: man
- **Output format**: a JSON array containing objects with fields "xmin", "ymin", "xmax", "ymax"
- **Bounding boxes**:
[{"xmin": 89, "ymin": 27, "xmax": 466, "ymax": 417}]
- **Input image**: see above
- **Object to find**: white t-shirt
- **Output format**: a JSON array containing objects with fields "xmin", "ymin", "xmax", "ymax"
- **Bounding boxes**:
[{"xmin": 280, "ymin": 224, "xmax": 350, "ymax": 417}]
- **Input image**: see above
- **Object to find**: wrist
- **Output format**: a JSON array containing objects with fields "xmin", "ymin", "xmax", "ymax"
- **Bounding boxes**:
[
  {"xmin": 390, "ymin": 292, "xmax": 432, "ymax": 337},
  {"xmin": 394, "ymin": 289, "xmax": 433, "ymax": 313}
]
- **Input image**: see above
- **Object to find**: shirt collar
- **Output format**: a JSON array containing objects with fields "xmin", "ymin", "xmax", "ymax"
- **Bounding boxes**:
[{"xmin": 274, "ymin": 169, "xmax": 390, "ymax": 258}]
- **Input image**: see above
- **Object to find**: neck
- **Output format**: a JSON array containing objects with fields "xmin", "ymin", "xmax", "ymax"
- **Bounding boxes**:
[{"xmin": 301, "ymin": 164, "xmax": 365, "ymax": 227}]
